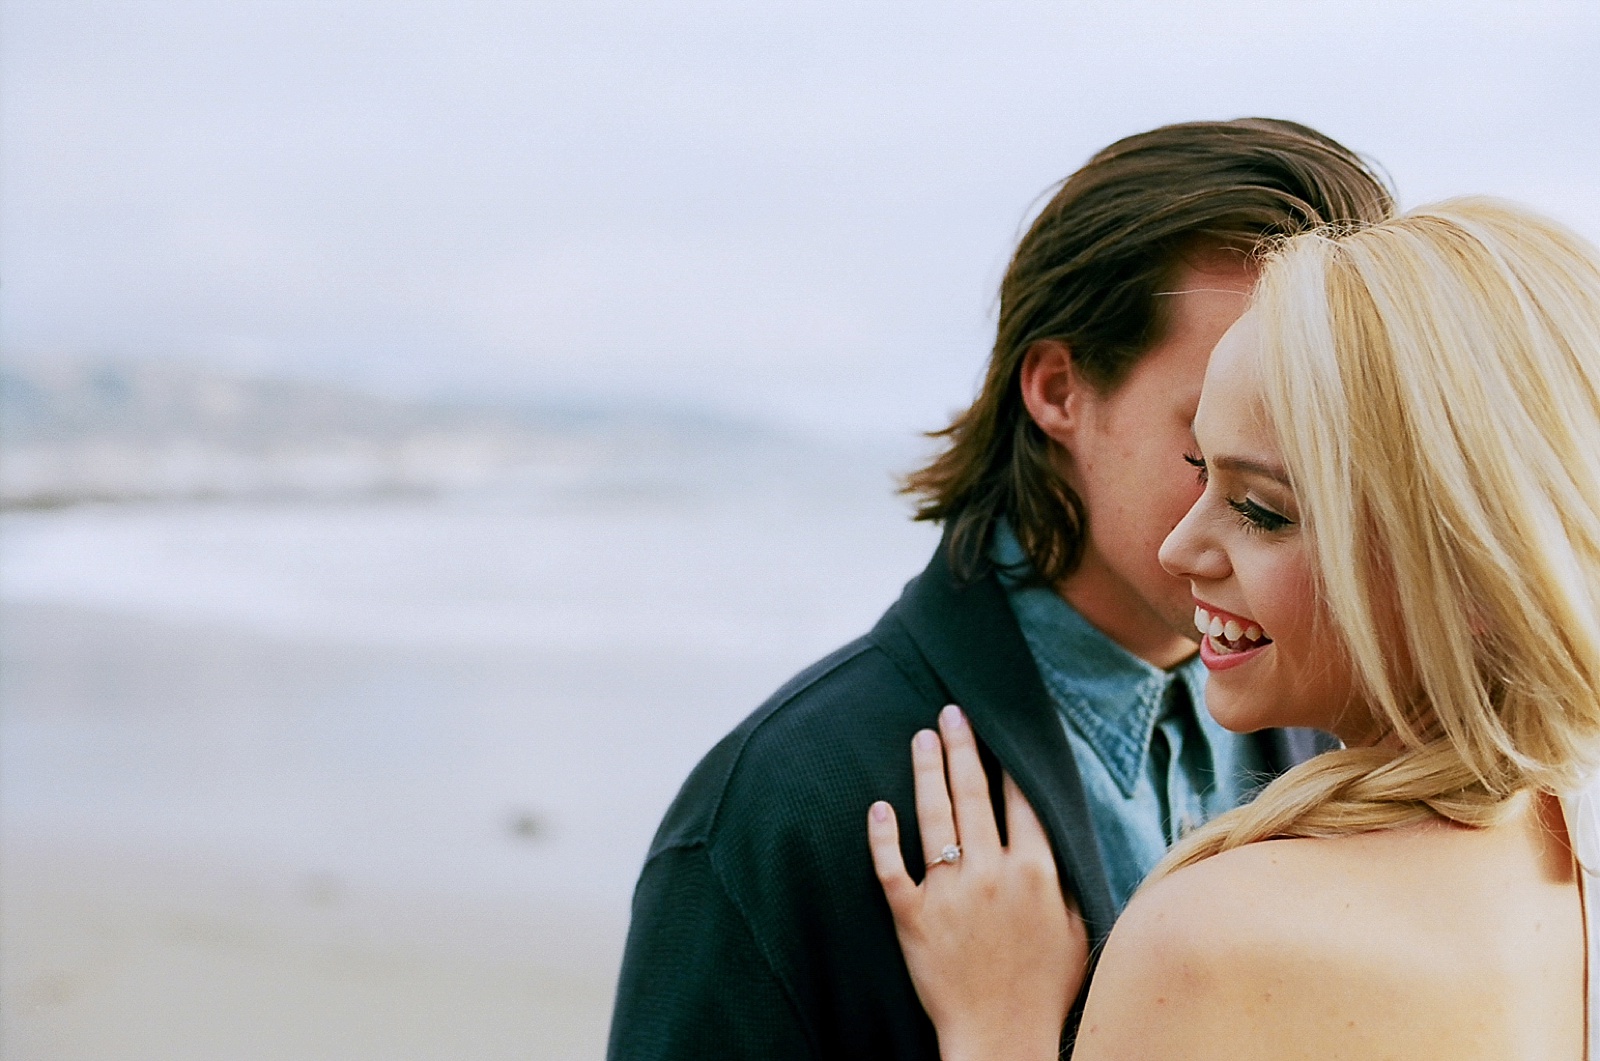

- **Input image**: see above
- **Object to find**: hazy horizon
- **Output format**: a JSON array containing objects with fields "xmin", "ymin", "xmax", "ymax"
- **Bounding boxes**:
[{"xmin": 6, "ymin": 1, "xmax": 1600, "ymax": 449}]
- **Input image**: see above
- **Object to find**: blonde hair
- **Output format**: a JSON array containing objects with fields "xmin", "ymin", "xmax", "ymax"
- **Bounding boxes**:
[{"xmin": 1151, "ymin": 198, "xmax": 1600, "ymax": 881}]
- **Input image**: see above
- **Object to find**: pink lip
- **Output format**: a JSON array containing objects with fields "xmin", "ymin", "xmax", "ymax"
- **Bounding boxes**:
[
  {"xmin": 1193, "ymin": 598, "xmax": 1258, "ymax": 628},
  {"xmin": 1193, "ymin": 596, "xmax": 1271, "ymax": 672},
  {"xmin": 1198, "ymin": 634, "xmax": 1270, "ymax": 671}
]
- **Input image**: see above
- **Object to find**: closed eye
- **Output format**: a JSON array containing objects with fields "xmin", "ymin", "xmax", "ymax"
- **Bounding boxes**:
[
  {"xmin": 1182, "ymin": 451, "xmax": 1207, "ymax": 485},
  {"xmin": 1227, "ymin": 497, "xmax": 1293, "ymax": 533}
]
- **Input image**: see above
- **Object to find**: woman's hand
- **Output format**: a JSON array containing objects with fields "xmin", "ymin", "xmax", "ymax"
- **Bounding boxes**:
[{"xmin": 868, "ymin": 704, "xmax": 1088, "ymax": 1061}]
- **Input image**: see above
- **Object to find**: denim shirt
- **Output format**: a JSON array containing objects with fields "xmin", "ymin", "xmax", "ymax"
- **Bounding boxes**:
[{"xmin": 993, "ymin": 522, "xmax": 1271, "ymax": 913}]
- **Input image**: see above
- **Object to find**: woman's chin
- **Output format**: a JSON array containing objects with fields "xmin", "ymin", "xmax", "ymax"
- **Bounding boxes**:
[{"xmin": 1202, "ymin": 686, "xmax": 1278, "ymax": 734}]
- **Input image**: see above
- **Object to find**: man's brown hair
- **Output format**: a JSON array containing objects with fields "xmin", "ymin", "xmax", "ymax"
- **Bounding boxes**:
[{"xmin": 903, "ymin": 118, "xmax": 1394, "ymax": 584}]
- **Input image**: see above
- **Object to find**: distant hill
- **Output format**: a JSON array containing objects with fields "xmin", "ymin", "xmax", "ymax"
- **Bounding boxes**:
[{"xmin": 0, "ymin": 360, "xmax": 792, "ymax": 509}]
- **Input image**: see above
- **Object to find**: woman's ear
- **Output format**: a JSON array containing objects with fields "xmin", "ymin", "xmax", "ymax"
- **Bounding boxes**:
[{"xmin": 1019, "ymin": 339, "xmax": 1085, "ymax": 447}]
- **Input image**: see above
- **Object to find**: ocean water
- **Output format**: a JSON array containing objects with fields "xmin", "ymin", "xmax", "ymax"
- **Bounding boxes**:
[{"xmin": 0, "ymin": 454, "xmax": 940, "ymax": 1050}]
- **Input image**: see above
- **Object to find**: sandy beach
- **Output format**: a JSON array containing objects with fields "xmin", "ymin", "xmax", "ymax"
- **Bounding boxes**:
[
  {"xmin": 1, "ymin": 601, "xmax": 637, "ymax": 1061},
  {"xmin": 0, "ymin": 492, "xmax": 938, "ymax": 1059},
  {"xmin": 3, "ymin": 841, "xmax": 623, "ymax": 1061}
]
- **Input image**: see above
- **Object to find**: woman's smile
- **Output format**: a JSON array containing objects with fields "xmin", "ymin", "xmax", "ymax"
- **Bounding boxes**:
[
  {"xmin": 1193, "ymin": 600, "xmax": 1273, "ymax": 670},
  {"xmin": 1193, "ymin": 601, "xmax": 1270, "ymax": 649}
]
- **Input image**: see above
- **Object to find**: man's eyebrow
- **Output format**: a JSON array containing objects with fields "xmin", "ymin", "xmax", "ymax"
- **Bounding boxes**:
[{"xmin": 1210, "ymin": 455, "xmax": 1292, "ymax": 486}]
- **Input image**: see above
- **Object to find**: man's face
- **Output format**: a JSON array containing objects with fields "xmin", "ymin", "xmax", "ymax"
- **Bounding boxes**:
[{"xmin": 1054, "ymin": 259, "xmax": 1256, "ymax": 666}]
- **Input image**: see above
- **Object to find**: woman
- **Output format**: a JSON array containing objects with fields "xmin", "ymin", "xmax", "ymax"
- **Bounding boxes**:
[{"xmin": 867, "ymin": 198, "xmax": 1600, "ymax": 1060}]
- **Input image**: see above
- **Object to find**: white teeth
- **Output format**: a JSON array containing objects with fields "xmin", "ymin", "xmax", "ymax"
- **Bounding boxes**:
[{"xmin": 1199, "ymin": 607, "xmax": 1267, "ymax": 646}]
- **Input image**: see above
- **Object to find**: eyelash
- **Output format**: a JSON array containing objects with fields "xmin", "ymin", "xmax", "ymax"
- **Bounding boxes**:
[
  {"xmin": 1227, "ymin": 497, "xmax": 1293, "ymax": 533},
  {"xmin": 1181, "ymin": 452, "xmax": 1293, "ymax": 533}
]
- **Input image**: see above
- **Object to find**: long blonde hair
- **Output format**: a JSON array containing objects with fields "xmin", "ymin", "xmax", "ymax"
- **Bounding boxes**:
[{"xmin": 1151, "ymin": 198, "xmax": 1600, "ymax": 881}]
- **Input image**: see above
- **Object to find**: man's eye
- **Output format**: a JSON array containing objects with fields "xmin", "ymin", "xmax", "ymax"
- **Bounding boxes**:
[{"xmin": 1226, "ymin": 497, "xmax": 1293, "ymax": 533}]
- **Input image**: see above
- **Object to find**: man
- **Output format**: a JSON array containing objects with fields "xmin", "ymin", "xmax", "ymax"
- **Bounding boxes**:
[{"xmin": 608, "ymin": 119, "xmax": 1394, "ymax": 1060}]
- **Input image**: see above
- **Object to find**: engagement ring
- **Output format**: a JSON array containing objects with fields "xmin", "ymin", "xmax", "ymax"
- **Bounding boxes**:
[{"xmin": 926, "ymin": 844, "xmax": 962, "ymax": 869}]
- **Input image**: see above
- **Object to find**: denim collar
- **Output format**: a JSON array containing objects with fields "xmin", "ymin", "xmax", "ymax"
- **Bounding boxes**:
[{"xmin": 992, "ymin": 520, "xmax": 1207, "ymax": 797}]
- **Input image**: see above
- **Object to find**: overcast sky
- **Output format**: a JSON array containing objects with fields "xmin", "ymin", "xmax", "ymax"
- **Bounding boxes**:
[{"xmin": 4, "ymin": 0, "xmax": 1600, "ymax": 442}]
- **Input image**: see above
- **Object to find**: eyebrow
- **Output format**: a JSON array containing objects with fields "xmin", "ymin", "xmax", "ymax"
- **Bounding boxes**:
[{"xmin": 1209, "ymin": 455, "xmax": 1293, "ymax": 486}]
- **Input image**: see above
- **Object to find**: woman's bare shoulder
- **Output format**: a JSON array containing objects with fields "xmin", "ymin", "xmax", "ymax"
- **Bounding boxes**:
[
  {"xmin": 1109, "ymin": 834, "xmax": 1377, "ymax": 955},
  {"xmin": 1102, "ymin": 822, "xmax": 1483, "ymax": 963},
  {"xmin": 1087, "ymin": 838, "xmax": 1344, "ymax": 998},
  {"xmin": 1073, "ymin": 831, "xmax": 1488, "ymax": 1061}
]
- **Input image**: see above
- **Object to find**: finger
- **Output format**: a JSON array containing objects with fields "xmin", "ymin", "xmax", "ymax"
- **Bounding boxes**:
[
  {"xmin": 1003, "ymin": 772, "xmax": 1077, "ymax": 915},
  {"xmin": 911, "ymin": 727, "xmax": 959, "ymax": 866},
  {"xmin": 939, "ymin": 705, "xmax": 1001, "ymax": 855},
  {"xmin": 867, "ymin": 801, "xmax": 919, "ymax": 921},
  {"xmin": 1002, "ymin": 771, "xmax": 1051, "ymax": 854}
]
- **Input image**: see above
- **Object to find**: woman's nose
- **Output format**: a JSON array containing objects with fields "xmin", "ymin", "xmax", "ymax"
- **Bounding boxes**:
[{"xmin": 1160, "ymin": 502, "xmax": 1226, "ymax": 581}]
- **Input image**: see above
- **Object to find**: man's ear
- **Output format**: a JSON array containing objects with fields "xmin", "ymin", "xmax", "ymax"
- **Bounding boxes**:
[{"xmin": 1019, "ymin": 339, "xmax": 1085, "ymax": 447}]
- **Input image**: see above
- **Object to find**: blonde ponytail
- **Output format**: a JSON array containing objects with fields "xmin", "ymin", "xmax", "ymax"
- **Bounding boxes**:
[{"xmin": 1149, "ymin": 744, "xmax": 1514, "ymax": 884}]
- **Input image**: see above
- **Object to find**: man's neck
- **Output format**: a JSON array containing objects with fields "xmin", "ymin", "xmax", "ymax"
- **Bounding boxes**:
[{"xmin": 1055, "ymin": 573, "xmax": 1197, "ymax": 671}]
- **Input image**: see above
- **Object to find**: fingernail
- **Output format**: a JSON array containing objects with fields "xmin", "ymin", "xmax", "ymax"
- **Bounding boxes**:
[
  {"xmin": 941, "ymin": 704, "xmax": 966, "ymax": 729},
  {"xmin": 915, "ymin": 729, "xmax": 939, "ymax": 751},
  {"xmin": 871, "ymin": 801, "xmax": 889, "ymax": 822}
]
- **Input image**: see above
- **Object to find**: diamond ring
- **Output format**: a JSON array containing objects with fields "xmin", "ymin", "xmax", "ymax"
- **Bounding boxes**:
[{"xmin": 925, "ymin": 843, "xmax": 962, "ymax": 870}]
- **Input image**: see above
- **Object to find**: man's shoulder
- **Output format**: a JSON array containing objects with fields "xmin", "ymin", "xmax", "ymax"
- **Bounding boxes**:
[
  {"xmin": 647, "ymin": 620, "xmax": 943, "ymax": 859},
  {"xmin": 616, "ymin": 612, "xmax": 958, "ymax": 1059}
]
